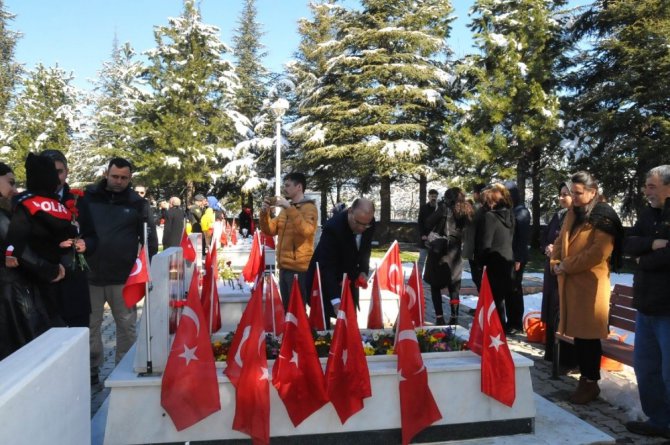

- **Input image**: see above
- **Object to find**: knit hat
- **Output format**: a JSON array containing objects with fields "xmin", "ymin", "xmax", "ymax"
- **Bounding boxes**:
[
  {"xmin": 194, "ymin": 194, "xmax": 206, "ymax": 202},
  {"xmin": 25, "ymin": 153, "xmax": 59, "ymax": 195}
]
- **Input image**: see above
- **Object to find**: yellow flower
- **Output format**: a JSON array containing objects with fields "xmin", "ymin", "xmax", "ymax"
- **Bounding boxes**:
[
  {"xmin": 386, "ymin": 347, "xmax": 395, "ymax": 355},
  {"xmin": 364, "ymin": 346, "xmax": 375, "ymax": 356}
]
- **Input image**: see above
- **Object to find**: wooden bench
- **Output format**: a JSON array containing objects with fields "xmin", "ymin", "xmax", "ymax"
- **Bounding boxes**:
[{"xmin": 551, "ymin": 284, "xmax": 636, "ymax": 379}]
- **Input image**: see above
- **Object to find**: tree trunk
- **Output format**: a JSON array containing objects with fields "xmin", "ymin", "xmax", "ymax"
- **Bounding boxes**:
[
  {"xmin": 378, "ymin": 175, "xmax": 392, "ymax": 243},
  {"xmin": 419, "ymin": 173, "xmax": 427, "ymax": 211},
  {"xmin": 320, "ymin": 187, "xmax": 328, "ymax": 224},
  {"xmin": 186, "ymin": 180, "xmax": 194, "ymax": 207},
  {"xmin": 530, "ymin": 148, "xmax": 542, "ymax": 248}
]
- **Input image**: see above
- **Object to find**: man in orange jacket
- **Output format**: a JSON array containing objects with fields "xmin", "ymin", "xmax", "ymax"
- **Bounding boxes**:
[{"xmin": 259, "ymin": 172, "xmax": 317, "ymax": 309}]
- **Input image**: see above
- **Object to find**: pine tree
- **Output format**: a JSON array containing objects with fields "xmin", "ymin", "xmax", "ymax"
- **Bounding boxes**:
[
  {"xmin": 218, "ymin": 0, "xmax": 273, "ymax": 199},
  {"xmin": 294, "ymin": 0, "xmax": 455, "ymax": 234},
  {"xmin": 448, "ymin": 0, "xmax": 567, "ymax": 240},
  {"xmin": 288, "ymin": 0, "xmax": 351, "ymax": 218},
  {"xmin": 0, "ymin": 0, "xmax": 20, "ymax": 118},
  {"xmin": 565, "ymin": 0, "xmax": 670, "ymax": 215},
  {"xmin": 133, "ymin": 0, "xmax": 241, "ymax": 200},
  {"xmin": 4, "ymin": 63, "xmax": 82, "ymax": 181},
  {"xmin": 72, "ymin": 38, "xmax": 146, "ymax": 185}
]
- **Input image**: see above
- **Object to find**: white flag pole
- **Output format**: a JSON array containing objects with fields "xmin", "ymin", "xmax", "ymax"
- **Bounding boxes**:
[
  {"xmin": 269, "ymin": 273, "xmax": 277, "ymax": 335},
  {"xmin": 415, "ymin": 260, "xmax": 423, "ymax": 326},
  {"xmin": 143, "ymin": 222, "xmax": 153, "ymax": 375},
  {"xmin": 316, "ymin": 262, "xmax": 326, "ymax": 329}
]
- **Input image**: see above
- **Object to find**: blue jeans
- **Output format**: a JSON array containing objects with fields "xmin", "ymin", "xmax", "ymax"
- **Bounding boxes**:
[{"xmin": 634, "ymin": 312, "xmax": 670, "ymax": 428}]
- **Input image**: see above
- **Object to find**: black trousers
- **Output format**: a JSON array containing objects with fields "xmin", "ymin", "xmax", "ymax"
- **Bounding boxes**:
[
  {"xmin": 429, "ymin": 281, "xmax": 461, "ymax": 318},
  {"xmin": 505, "ymin": 262, "xmax": 525, "ymax": 330},
  {"xmin": 574, "ymin": 337, "xmax": 602, "ymax": 381}
]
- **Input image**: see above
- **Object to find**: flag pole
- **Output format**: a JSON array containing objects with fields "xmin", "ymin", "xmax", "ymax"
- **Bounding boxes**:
[
  {"xmin": 367, "ymin": 266, "xmax": 378, "ymax": 319},
  {"xmin": 415, "ymin": 260, "xmax": 423, "ymax": 326},
  {"xmin": 316, "ymin": 262, "xmax": 326, "ymax": 330},
  {"xmin": 143, "ymin": 222, "xmax": 153, "ymax": 375},
  {"xmin": 270, "ymin": 273, "xmax": 277, "ymax": 335}
]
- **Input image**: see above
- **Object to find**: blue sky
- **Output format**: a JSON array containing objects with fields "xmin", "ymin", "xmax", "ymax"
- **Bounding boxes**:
[{"xmin": 4, "ymin": 1, "xmax": 582, "ymax": 90}]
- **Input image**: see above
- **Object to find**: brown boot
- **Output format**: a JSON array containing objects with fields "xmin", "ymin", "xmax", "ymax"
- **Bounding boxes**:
[{"xmin": 569, "ymin": 377, "xmax": 600, "ymax": 404}]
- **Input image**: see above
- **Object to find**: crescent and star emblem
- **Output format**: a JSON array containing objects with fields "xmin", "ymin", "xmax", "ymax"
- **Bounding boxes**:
[
  {"xmin": 285, "ymin": 312, "xmax": 298, "ymax": 326},
  {"xmin": 181, "ymin": 306, "xmax": 200, "ymax": 336},
  {"xmin": 406, "ymin": 285, "xmax": 417, "ymax": 309},
  {"xmin": 234, "ymin": 325, "xmax": 252, "ymax": 367},
  {"xmin": 129, "ymin": 258, "xmax": 142, "ymax": 277}
]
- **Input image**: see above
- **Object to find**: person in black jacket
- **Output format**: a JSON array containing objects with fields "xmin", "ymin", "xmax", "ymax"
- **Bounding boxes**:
[
  {"xmin": 84, "ymin": 157, "xmax": 158, "ymax": 385},
  {"xmin": 6, "ymin": 154, "xmax": 72, "ymax": 327},
  {"xmin": 162, "ymin": 196, "xmax": 185, "ymax": 248},
  {"xmin": 307, "ymin": 198, "xmax": 375, "ymax": 327},
  {"xmin": 623, "ymin": 165, "xmax": 670, "ymax": 439},
  {"xmin": 504, "ymin": 181, "xmax": 531, "ymax": 334},
  {"xmin": 417, "ymin": 189, "xmax": 438, "ymax": 273},
  {"xmin": 41, "ymin": 149, "xmax": 98, "ymax": 329},
  {"xmin": 423, "ymin": 188, "xmax": 473, "ymax": 325},
  {"xmin": 475, "ymin": 183, "xmax": 515, "ymax": 327},
  {"xmin": 0, "ymin": 162, "xmax": 50, "ymax": 359}
]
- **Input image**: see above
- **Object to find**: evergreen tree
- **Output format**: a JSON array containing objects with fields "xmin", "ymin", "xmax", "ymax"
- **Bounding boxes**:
[
  {"xmin": 72, "ymin": 38, "xmax": 146, "ymax": 185},
  {"xmin": 288, "ymin": 0, "xmax": 351, "ymax": 218},
  {"xmin": 448, "ymin": 0, "xmax": 567, "ymax": 240},
  {"xmin": 565, "ymin": 0, "xmax": 670, "ymax": 215},
  {"xmin": 133, "ymin": 0, "xmax": 241, "ymax": 200},
  {"xmin": 4, "ymin": 63, "xmax": 82, "ymax": 181},
  {"xmin": 0, "ymin": 0, "xmax": 20, "ymax": 118},
  {"xmin": 295, "ymin": 0, "xmax": 455, "ymax": 234},
  {"xmin": 219, "ymin": 0, "xmax": 273, "ymax": 199}
]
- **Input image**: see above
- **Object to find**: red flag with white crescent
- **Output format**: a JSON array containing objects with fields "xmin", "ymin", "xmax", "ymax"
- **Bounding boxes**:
[
  {"xmin": 405, "ymin": 262, "xmax": 425, "ymax": 327},
  {"xmin": 376, "ymin": 240, "xmax": 403, "ymax": 298},
  {"xmin": 224, "ymin": 275, "xmax": 269, "ymax": 444},
  {"xmin": 272, "ymin": 275, "xmax": 329, "ymax": 426},
  {"xmin": 470, "ymin": 268, "xmax": 516, "ymax": 406},
  {"xmin": 122, "ymin": 248, "xmax": 150, "ymax": 308},
  {"xmin": 325, "ymin": 275, "xmax": 372, "ymax": 424},
  {"xmin": 180, "ymin": 228, "xmax": 196, "ymax": 263},
  {"xmin": 161, "ymin": 268, "xmax": 221, "ymax": 431},
  {"xmin": 264, "ymin": 274, "xmax": 285, "ymax": 336},
  {"xmin": 396, "ymin": 285, "xmax": 441, "ymax": 444}
]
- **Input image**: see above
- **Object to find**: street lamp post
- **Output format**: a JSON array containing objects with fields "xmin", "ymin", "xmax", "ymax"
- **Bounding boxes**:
[{"xmin": 270, "ymin": 98, "xmax": 289, "ymax": 200}]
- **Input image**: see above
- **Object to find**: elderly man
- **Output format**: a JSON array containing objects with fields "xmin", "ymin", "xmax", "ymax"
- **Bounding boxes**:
[
  {"xmin": 162, "ymin": 197, "xmax": 185, "ymax": 248},
  {"xmin": 624, "ymin": 165, "xmax": 670, "ymax": 439},
  {"xmin": 307, "ymin": 198, "xmax": 375, "ymax": 327},
  {"xmin": 260, "ymin": 172, "xmax": 318, "ymax": 307},
  {"xmin": 83, "ymin": 157, "xmax": 158, "ymax": 385}
]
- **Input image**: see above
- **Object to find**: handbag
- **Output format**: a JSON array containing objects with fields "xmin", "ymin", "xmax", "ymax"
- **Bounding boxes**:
[
  {"xmin": 523, "ymin": 311, "xmax": 546, "ymax": 343},
  {"xmin": 427, "ymin": 212, "xmax": 449, "ymax": 254}
]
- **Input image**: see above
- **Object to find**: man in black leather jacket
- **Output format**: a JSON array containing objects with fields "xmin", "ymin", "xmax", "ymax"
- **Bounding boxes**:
[{"xmin": 83, "ymin": 157, "xmax": 157, "ymax": 385}]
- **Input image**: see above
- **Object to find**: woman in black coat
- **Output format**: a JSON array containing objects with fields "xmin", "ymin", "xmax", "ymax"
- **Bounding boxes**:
[
  {"xmin": 6, "ymin": 154, "xmax": 74, "ymax": 326},
  {"xmin": 475, "ymin": 183, "xmax": 515, "ymax": 328},
  {"xmin": 423, "ymin": 188, "xmax": 474, "ymax": 325},
  {"xmin": 0, "ymin": 162, "xmax": 50, "ymax": 359},
  {"xmin": 540, "ymin": 182, "xmax": 576, "ymax": 366}
]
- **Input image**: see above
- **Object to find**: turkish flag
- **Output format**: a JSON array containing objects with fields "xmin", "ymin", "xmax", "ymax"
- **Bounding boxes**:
[
  {"xmin": 325, "ymin": 275, "xmax": 372, "ymax": 424},
  {"xmin": 122, "ymin": 248, "xmax": 150, "ymax": 308},
  {"xmin": 231, "ymin": 219, "xmax": 238, "ymax": 245},
  {"xmin": 405, "ymin": 262, "xmax": 425, "ymax": 327},
  {"xmin": 220, "ymin": 229, "xmax": 228, "ymax": 247},
  {"xmin": 272, "ymin": 276, "xmax": 329, "ymax": 426},
  {"xmin": 241, "ymin": 230, "xmax": 265, "ymax": 283},
  {"xmin": 470, "ymin": 268, "xmax": 516, "ymax": 407},
  {"xmin": 308, "ymin": 263, "xmax": 326, "ymax": 331},
  {"xmin": 201, "ymin": 244, "xmax": 222, "ymax": 333},
  {"xmin": 260, "ymin": 232, "xmax": 275, "ymax": 249},
  {"xmin": 396, "ymin": 287, "xmax": 442, "ymax": 445},
  {"xmin": 161, "ymin": 268, "xmax": 221, "ymax": 431},
  {"xmin": 366, "ymin": 271, "xmax": 383, "ymax": 329},
  {"xmin": 376, "ymin": 240, "xmax": 403, "ymax": 298},
  {"xmin": 224, "ymin": 276, "xmax": 270, "ymax": 444},
  {"xmin": 180, "ymin": 228, "xmax": 196, "ymax": 263},
  {"xmin": 264, "ymin": 274, "xmax": 285, "ymax": 336}
]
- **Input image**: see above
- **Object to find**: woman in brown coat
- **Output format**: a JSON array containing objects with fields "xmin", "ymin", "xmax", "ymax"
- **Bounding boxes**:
[{"xmin": 551, "ymin": 171, "xmax": 623, "ymax": 404}]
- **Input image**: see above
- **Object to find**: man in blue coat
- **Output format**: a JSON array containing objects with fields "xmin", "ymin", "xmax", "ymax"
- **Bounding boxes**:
[{"xmin": 307, "ymin": 198, "xmax": 375, "ymax": 327}]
